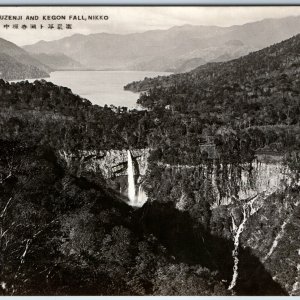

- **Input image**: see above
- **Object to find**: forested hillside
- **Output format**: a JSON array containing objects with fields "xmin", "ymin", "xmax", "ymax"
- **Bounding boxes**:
[
  {"xmin": 0, "ymin": 53, "xmax": 49, "ymax": 81},
  {"xmin": 1, "ymin": 32, "xmax": 300, "ymax": 295},
  {"xmin": 0, "ymin": 77, "xmax": 290, "ymax": 296},
  {"xmin": 0, "ymin": 138, "xmax": 234, "ymax": 295},
  {"xmin": 0, "ymin": 78, "xmax": 233, "ymax": 295},
  {"xmin": 33, "ymin": 53, "xmax": 85, "ymax": 71},
  {"xmin": 0, "ymin": 38, "xmax": 50, "ymax": 81},
  {"xmin": 125, "ymin": 33, "xmax": 300, "ymax": 125},
  {"xmin": 124, "ymin": 34, "xmax": 300, "ymax": 162},
  {"xmin": 124, "ymin": 33, "xmax": 300, "ymax": 296}
]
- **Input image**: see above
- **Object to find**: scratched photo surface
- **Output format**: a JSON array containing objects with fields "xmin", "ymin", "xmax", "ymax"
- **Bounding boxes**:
[{"xmin": 0, "ymin": 6, "xmax": 299, "ymax": 296}]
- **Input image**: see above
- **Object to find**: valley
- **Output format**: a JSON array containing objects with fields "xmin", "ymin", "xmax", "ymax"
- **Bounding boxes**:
[{"xmin": 0, "ymin": 14, "xmax": 300, "ymax": 296}]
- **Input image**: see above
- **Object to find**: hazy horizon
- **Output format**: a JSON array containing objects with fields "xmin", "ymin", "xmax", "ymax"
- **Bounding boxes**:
[
  {"xmin": 1, "ymin": 6, "xmax": 300, "ymax": 46},
  {"xmin": 22, "ymin": 14, "xmax": 300, "ymax": 45}
]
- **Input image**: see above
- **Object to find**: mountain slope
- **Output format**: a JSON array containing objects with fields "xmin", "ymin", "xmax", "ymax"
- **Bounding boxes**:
[
  {"xmin": 33, "ymin": 52, "xmax": 85, "ymax": 71},
  {"xmin": 0, "ymin": 38, "xmax": 50, "ymax": 80},
  {"xmin": 0, "ymin": 78, "xmax": 230, "ymax": 296},
  {"xmin": 0, "ymin": 77, "xmax": 288, "ymax": 295},
  {"xmin": 125, "ymin": 32, "xmax": 300, "ymax": 128},
  {"xmin": 124, "ymin": 33, "xmax": 300, "ymax": 295},
  {"xmin": 0, "ymin": 38, "xmax": 51, "ymax": 73},
  {"xmin": 0, "ymin": 53, "xmax": 49, "ymax": 81},
  {"xmin": 23, "ymin": 15, "xmax": 300, "ymax": 72},
  {"xmin": 1, "ymin": 32, "xmax": 299, "ymax": 293}
]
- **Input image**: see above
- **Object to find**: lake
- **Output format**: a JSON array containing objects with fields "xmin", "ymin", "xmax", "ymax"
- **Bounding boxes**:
[{"xmin": 23, "ymin": 70, "xmax": 171, "ymax": 108}]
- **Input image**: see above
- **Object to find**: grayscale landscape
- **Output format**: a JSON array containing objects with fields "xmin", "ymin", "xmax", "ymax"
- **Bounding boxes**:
[{"xmin": 0, "ymin": 7, "xmax": 299, "ymax": 296}]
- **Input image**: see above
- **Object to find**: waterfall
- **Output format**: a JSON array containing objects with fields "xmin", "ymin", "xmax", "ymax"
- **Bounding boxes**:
[
  {"xmin": 137, "ymin": 184, "xmax": 147, "ymax": 205},
  {"xmin": 127, "ymin": 150, "xmax": 135, "ymax": 204},
  {"xmin": 228, "ymin": 206, "xmax": 247, "ymax": 291},
  {"xmin": 263, "ymin": 199, "xmax": 299, "ymax": 264},
  {"xmin": 228, "ymin": 194, "xmax": 262, "ymax": 291},
  {"xmin": 262, "ymin": 219, "xmax": 289, "ymax": 263},
  {"xmin": 127, "ymin": 150, "xmax": 148, "ymax": 207}
]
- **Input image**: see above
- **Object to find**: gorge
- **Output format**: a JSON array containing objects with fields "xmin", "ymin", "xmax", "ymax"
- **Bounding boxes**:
[
  {"xmin": 58, "ymin": 148, "xmax": 149, "ymax": 207},
  {"xmin": 56, "ymin": 135, "xmax": 298, "ymax": 295}
]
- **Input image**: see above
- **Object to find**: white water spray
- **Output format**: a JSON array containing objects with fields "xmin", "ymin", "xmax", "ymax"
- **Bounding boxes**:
[
  {"xmin": 263, "ymin": 199, "xmax": 299, "ymax": 264},
  {"xmin": 262, "ymin": 219, "xmax": 288, "ymax": 263},
  {"xmin": 137, "ymin": 184, "xmax": 147, "ymax": 205},
  {"xmin": 127, "ymin": 150, "xmax": 135, "ymax": 204},
  {"xmin": 228, "ymin": 206, "xmax": 247, "ymax": 291},
  {"xmin": 228, "ymin": 194, "xmax": 262, "ymax": 291}
]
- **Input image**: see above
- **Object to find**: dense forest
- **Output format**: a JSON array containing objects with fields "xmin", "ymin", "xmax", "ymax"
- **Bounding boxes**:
[
  {"xmin": 124, "ymin": 34, "xmax": 300, "ymax": 164},
  {"xmin": 0, "ymin": 33, "xmax": 300, "ymax": 295},
  {"xmin": 0, "ymin": 79, "xmax": 238, "ymax": 295},
  {"xmin": 0, "ymin": 53, "xmax": 49, "ymax": 81},
  {"xmin": 0, "ymin": 139, "xmax": 233, "ymax": 295}
]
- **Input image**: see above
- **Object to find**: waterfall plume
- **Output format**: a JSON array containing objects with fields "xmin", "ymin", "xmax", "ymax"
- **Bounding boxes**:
[
  {"xmin": 127, "ymin": 150, "xmax": 135, "ymax": 204},
  {"xmin": 228, "ymin": 194, "xmax": 262, "ymax": 291}
]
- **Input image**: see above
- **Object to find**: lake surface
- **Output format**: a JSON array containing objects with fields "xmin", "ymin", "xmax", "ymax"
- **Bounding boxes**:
[{"xmin": 26, "ymin": 71, "xmax": 171, "ymax": 108}]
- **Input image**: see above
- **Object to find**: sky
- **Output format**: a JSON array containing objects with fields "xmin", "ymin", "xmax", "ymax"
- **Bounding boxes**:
[{"xmin": 0, "ymin": 6, "xmax": 300, "ymax": 46}]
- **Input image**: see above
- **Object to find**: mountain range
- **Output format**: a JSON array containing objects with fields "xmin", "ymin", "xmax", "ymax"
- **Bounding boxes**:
[
  {"xmin": 2, "ymin": 15, "xmax": 300, "ymax": 80},
  {"xmin": 23, "ymin": 15, "xmax": 300, "ymax": 72}
]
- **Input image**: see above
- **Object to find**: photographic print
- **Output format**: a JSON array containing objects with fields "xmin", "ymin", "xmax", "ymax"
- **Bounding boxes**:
[{"xmin": 0, "ymin": 5, "xmax": 299, "ymax": 296}]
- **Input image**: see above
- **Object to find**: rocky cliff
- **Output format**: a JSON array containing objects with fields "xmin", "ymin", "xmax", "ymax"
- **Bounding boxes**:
[
  {"xmin": 59, "ymin": 148, "xmax": 150, "ymax": 205},
  {"xmin": 212, "ymin": 158, "xmax": 291, "ymax": 207},
  {"xmin": 156, "ymin": 155, "xmax": 291, "ymax": 210},
  {"xmin": 210, "ymin": 187, "xmax": 300, "ymax": 295},
  {"xmin": 143, "ymin": 153, "xmax": 299, "ymax": 295},
  {"xmin": 208, "ymin": 157, "xmax": 299, "ymax": 295},
  {"xmin": 59, "ymin": 148, "xmax": 149, "ymax": 179}
]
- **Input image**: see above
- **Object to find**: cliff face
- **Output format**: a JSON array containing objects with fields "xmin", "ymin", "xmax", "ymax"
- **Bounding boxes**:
[
  {"xmin": 241, "ymin": 193, "xmax": 300, "ymax": 295},
  {"xmin": 157, "ymin": 157, "xmax": 291, "ymax": 210},
  {"xmin": 58, "ymin": 146, "xmax": 299, "ymax": 295},
  {"xmin": 212, "ymin": 158, "xmax": 291, "ymax": 207},
  {"xmin": 205, "ymin": 157, "xmax": 299, "ymax": 295},
  {"xmin": 59, "ymin": 148, "xmax": 150, "ymax": 204},
  {"xmin": 144, "ymin": 154, "xmax": 299, "ymax": 295},
  {"xmin": 59, "ymin": 148, "xmax": 149, "ymax": 179},
  {"xmin": 210, "ymin": 188, "xmax": 300, "ymax": 296}
]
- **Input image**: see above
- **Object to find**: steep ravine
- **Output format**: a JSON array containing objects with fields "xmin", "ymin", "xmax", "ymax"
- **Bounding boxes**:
[
  {"xmin": 58, "ymin": 148, "xmax": 298, "ymax": 294},
  {"xmin": 146, "ymin": 154, "xmax": 298, "ymax": 294},
  {"xmin": 208, "ymin": 160, "xmax": 299, "ymax": 295},
  {"xmin": 234, "ymin": 192, "xmax": 300, "ymax": 295}
]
